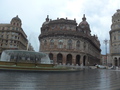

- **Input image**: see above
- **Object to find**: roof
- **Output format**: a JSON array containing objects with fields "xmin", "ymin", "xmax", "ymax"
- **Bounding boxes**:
[{"xmin": 11, "ymin": 15, "xmax": 21, "ymax": 22}]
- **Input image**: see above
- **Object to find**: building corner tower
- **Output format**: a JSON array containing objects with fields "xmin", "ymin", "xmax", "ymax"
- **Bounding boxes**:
[{"xmin": 109, "ymin": 9, "xmax": 120, "ymax": 66}]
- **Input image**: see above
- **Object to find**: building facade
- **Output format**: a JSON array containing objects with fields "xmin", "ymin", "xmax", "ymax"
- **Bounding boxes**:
[
  {"xmin": 0, "ymin": 15, "xmax": 28, "ymax": 55},
  {"xmin": 39, "ymin": 15, "xmax": 101, "ymax": 66},
  {"xmin": 27, "ymin": 43, "xmax": 34, "ymax": 51},
  {"xmin": 109, "ymin": 9, "xmax": 120, "ymax": 66},
  {"xmin": 101, "ymin": 54, "xmax": 106, "ymax": 65}
]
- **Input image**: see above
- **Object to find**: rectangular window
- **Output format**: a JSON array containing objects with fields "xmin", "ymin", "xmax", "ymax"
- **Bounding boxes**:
[
  {"xmin": 15, "ymin": 36, "xmax": 17, "ymax": 39},
  {"xmin": 2, "ymin": 27, "xmax": 4, "ymax": 30},
  {"xmin": 7, "ymin": 35, "xmax": 9, "ymax": 39},
  {"xmin": 0, "ymin": 27, "xmax": 2, "ymax": 30},
  {"xmin": 9, "ymin": 27, "xmax": 11, "ymax": 30},
  {"xmin": 119, "ymin": 36, "xmax": 120, "ymax": 40}
]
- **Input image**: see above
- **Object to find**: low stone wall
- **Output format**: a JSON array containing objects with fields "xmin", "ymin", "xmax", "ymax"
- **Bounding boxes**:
[
  {"xmin": 0, "ymin": 61, "xmax": 55, "ymax": 67},
  {"xmin": 16, "ymin": 63, "xmax": 35, "ymax": 67},
  {"xmin": 0, "ymin": 61, "xmax": 15, "ymax": 65},
  {"xmin": 37, "ymin": 64, "xmax": 54, "ymax": 67}
]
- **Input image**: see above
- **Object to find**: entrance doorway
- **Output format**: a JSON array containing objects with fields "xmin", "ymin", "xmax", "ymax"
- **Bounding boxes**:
[
  {"xmin": 83, "ymin": 56, "xmax": 86, "ymax": 66},
  {"xmin": 49, "ymin": 53, "xmax": 53, "ymax": 60},
  {"xmin": 66, "ymin": 54, "xmax": 72, "ymax": 65},
  {"xmin": 114, "ymin": 57, "xmax": 117, "ymax": 66},
  {"xmin": 76, "ymin": 55, "xmax": 80, "ymax": 66},
  {"xmin": 57, "ymin": 53, "xmax": 63, "ymax": 64}
]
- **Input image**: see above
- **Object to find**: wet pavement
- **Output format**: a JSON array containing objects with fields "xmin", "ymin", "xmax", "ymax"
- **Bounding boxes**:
[{"xmin": 0, "ymin": 69, "xmax": 120, "ymax": 90}]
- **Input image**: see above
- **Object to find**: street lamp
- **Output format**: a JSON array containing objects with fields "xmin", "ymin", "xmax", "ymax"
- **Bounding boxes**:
[{"xmin": 104, "ymin": 39, "xmax": 108, "ymax": 66}]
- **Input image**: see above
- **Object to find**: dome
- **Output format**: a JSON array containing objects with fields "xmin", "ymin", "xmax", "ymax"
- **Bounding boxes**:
[
  {"xmin": 42, "ymin": 15, "xmax": 50, "ymax": 26},
  {"xmin": 10, "ymin": 15, "xmax": 22, "ymax": 27},
  {"xmin": 113, "ymin": 9, "xmax": 120, "ymax": 16},
  {"xmin": 111, "ymin": 9, "xmax": 120, "ymax": 30},
  {"xmin": 43, "ymin": 21, "xmax": 50, "ymax": 26},
  {"xmin": 79, "ymin": 14, "xmax": 89, "ymax": 27},
  {"xmin": 11, "ymin": 15, "xmax": 21, "ymax": 22}
]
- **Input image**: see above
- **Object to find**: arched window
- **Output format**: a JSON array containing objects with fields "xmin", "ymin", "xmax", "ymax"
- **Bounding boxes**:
[
  {"xmin": 114, "ymin": 36, "xmax": 116, "ymax": 40},
  {"xmin": 49, "ymin": 53, "xmax": 53, "ymax": 60},
  {"xmin": 84, "ymin": 42, "xmax": 86, "ymax": 50},
  {"xmin": 60, "ymin": 25, "xmax": 63, "ymax": 29},
  {"xmin": 50, "ymin": 39, "xmax": 54, "ymax": 48},
  {"xmin": 68, "ymin": 39, "xmax": 72, "ymax": 49},
  {"xmin": 58, "ymin": 40, "xmax": 63, "ymax": 48},
  {"xmin": 44, "ymin": 40, "xmax": 47, "ymax": 46},
  {"xmin": 76, "ymin": 40, "xmax": 80, "ymax": 49}
]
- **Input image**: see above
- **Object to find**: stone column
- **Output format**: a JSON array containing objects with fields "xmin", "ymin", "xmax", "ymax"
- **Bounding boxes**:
[
  {"xmin": 72, "ymin": 55, "xmax": 76, "ymax": 66},
  {"xmin": 112, "ymin": 57, "xmax": 115, "ymax": 66},
  {"xmin": 118, "ymin": 59, "xmax": 119, "ymax": 66},
  {"xmin": 53, "ymin": 53, "xmax": 57, "ymax": 64},
  {"xmin": 80, "ymin": 55, "xmax": 84, "ymax": 65},
  {"xmin": 62, "ymin": 54, "xmax": 66, "ymax": 65}
]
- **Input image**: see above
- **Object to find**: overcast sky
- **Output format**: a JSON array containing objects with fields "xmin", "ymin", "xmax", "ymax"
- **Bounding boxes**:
[{"xmin": 0, "ymin": 0, "xmax": 120, "ymax": 54}]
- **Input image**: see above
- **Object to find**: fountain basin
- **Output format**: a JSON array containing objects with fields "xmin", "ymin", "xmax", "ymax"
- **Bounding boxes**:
[
  {"xmin": 0, "ymin": 50, "xmax": 82, "ymax": 72},
  {"xmin": 0, "ymin": 61, "xmax": 81, "ymax": 72},
  {"xmin": 0, "ymin": 50, "xmax": 51, "ymax": 64}
]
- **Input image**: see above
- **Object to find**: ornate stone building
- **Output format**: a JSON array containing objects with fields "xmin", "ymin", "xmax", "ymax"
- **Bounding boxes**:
[
  {"xmin": 39, "ymin": 15, "xmax": 101, "ymax": 66},
  {"xmin": 0, "ymin": 15, "xmax": 28, "ymax": 55},
  {"xmin": 109, "ymin": 9, "xmax": 120, "ymax": 66}
]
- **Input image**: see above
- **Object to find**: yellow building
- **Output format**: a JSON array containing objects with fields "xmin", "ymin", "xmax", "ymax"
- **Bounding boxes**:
[{"xmin": 0, "ymin": 15, "xmax": 28, "ymax": 55}]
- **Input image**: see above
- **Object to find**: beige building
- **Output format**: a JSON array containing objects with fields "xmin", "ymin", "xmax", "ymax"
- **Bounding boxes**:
[
  {"xmin": 101, "ymin": 55, "xmax": 106, "ymax": 65},
  {"xmin": 109, "ymin": 9, "xmax": 120, "ymax": 66},
  {"xmin": 101, "ymin": 54, "xmax": 112, "ymax": 66},
  {"xmin": 39, "ymin": 15, "xmax": 101, "ymax": 66},
  {"xmin": 27, "ymin": 43, "xmax": 34, "ymax": 51},
  {"xmin": 0, "ymin": 15, "xmax": 28, "ymax": 55}
]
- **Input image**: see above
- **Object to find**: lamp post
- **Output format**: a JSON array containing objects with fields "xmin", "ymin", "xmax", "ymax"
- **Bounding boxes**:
[{"xmin": 104, "ymin": 39, "xmax": 108, "ymax": 66}]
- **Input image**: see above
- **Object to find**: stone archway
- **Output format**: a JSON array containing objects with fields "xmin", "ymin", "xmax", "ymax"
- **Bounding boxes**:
[
  {"xmin": 49, "ymin": 53, "xmax": 53, "ymax": 60},
  {"xmin": 114, "ymin": 57, "xmax": 117, "ymax": 66},
  {"xmin": 76, "ymin": 55, "xmax": 80, "ymax": 66},
  {"xmin": 57, "ymin": 53, "xmax": 63, "ymax": 64},
  {"xmin": 66, "ymin": 54, "xmax": 72, "ymax": 65},
  {"xmin": 119, "ymin": 58, "xmax": 120, "ymax": 66},
  {"xmin": 83, "ymin": 56, "xmax": 86, "ymax": 66}
]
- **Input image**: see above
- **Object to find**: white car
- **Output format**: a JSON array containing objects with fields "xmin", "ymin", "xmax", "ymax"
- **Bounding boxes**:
[{"xmin": 96, "ymin": 65, "xmax": 106, "ymax": 69}]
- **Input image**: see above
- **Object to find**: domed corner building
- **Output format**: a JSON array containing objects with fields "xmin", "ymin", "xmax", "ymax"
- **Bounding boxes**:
[
  {"xmin": 39, "ymin": 14, "xmax": 101, "ymax": 66},
  {"xmin": 0, "ymin": 15, "xmax": 28, "ymax": 55},
  {"xmin": 109, "ymin": 9, "xmax": 120, "ymax": 66}
]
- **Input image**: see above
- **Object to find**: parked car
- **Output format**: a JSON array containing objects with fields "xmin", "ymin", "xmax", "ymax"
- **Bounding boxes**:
[{"xmin": 95, "ymin": 65, "xmax": 107, "ymax": 69}]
